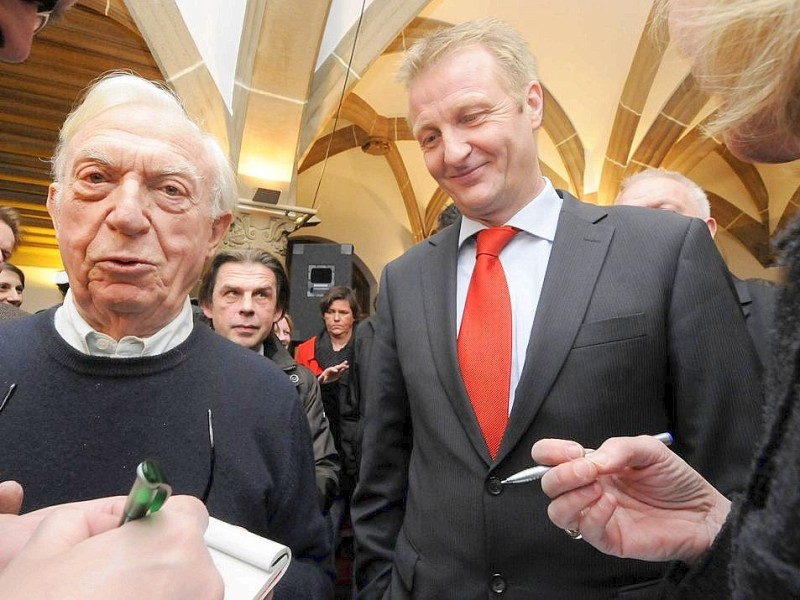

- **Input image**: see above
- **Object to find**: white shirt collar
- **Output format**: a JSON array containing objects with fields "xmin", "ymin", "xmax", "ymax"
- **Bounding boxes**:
[
  {"xmin": 54, "ymin": 290, "xmax": 195, "ymax": 358},
  {"xmin": 458, "ymin": 177, "xmax": 562, "ymax": 247}
]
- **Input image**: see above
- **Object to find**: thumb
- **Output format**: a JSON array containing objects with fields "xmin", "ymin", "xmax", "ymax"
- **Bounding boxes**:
[{"xmin": 0, "ymin": 481, "xmax": 23, "ymax": 515}]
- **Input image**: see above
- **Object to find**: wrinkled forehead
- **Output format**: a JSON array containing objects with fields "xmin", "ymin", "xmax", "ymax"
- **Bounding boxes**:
[{"xmin": 64, "ymin": 104, "xmax": 213, "ymax": 184}]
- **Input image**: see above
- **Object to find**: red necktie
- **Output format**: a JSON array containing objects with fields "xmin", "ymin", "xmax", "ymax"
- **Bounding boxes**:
[{"xmin": 458, "ymin": 226, "xmax": 519, "ymax": 459}]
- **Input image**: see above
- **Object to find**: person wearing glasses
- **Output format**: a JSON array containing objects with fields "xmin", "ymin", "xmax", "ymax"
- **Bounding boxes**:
[
  {"xmin": 0, "ymin": 72, "xmax": 333, "ymax": 598},
  {"xmin": 0, "ymin": 0, "xmax": 77, "ymax": 63}
]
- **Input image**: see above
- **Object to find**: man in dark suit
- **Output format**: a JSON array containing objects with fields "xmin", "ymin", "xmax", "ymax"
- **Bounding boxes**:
[
  {"xmin": 615, "ymin": 167, "xmax": 776, "ymax": 366},
  {"xmin": 351, "ymin": 18, "xmax": 763, "ymax": 599}
]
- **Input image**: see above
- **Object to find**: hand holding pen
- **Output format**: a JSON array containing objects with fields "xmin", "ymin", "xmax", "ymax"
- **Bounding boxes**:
[
  {"xmin": 0, "ymin": 489, "xmax": 222, "ymax": 599},
  {"xmin": 530, "ymin": 433, "xmax": 731, "ymax": 564},
  {"xmin": 119, "ymin": 459, "xmax": 172, "ymax": 525},
  {"xmin": 503, "ymin": 432, "xmax": 673, "ymax": 484}
]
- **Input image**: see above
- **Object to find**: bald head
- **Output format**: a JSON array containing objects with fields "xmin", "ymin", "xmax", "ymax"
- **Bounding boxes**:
[{"xmin": 615, "ymin": 169, "xmax": 717, "ymax": 238}]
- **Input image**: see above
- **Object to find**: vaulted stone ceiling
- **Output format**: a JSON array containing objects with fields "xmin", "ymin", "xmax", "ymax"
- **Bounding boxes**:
[{"xmin": 1, "ymin": 0, "xmax": 798, "ymax": 290}]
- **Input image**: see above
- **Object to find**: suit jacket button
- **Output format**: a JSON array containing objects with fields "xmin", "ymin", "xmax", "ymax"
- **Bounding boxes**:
[
  {"xmin": 490, "ymin": 573, "xmax": 507, "ymax": 594},
  {"xmin": 485, "ymin": 476, "xmax": 503, "ymax": 495}
]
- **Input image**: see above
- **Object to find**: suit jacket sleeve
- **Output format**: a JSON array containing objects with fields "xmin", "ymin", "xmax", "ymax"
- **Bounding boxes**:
[
  {"xmin": 351, "ymin": 268, "xmax": 412, "ymax": 598},
  {"xmin": 667, "ymin": 219, "xmax": 763, "ymax": 496},
  {"xmin": 298, "ymin": 364, "xmax": 341, "ymax": 507}
]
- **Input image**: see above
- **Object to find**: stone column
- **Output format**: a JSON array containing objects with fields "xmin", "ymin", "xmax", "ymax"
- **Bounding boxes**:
[{"xmin": 222, "ymin": 203, "xmax": 317, "ymax": 260}]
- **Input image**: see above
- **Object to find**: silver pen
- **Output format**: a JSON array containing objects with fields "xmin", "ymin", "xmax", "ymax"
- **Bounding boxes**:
[{"xmin": 501, "ymin": 432, "xmax": 674, "ymax": 485}]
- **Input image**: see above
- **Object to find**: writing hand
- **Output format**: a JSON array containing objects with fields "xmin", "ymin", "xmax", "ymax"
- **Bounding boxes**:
[
  {"xmin": 532, "ymin": 435, "xmax": 730, "ymax": 564},
  {"xmin": 0, "ymin": 495, "xmax": 222, "ymax": 599}
]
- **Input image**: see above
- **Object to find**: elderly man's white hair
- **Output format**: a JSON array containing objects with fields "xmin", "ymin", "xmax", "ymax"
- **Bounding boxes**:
[
  {"xmin": 50, "ymin": 72, "xmax": 236, "ymax": 219},
  {"xmin": 618, "ymin": 168, "xmax": 711, "ymax": 220}
]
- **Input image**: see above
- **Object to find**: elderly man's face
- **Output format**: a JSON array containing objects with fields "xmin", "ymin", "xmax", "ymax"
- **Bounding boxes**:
[
  {"xmin": 409, "ymin": 45, "xmax": 544, "ymax": 227},
  {"xmin": 0, "ymin": 0, "xmax": 79, "ymax": 63},
  {"xmin": 47, "ymin": 103, "xmax": 231, "ymax": 337}
]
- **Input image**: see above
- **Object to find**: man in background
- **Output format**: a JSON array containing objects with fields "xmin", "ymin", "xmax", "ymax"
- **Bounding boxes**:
[
  {"xmin": 198, "ymin": 248, "xmax": 340, "ymax": 513},
  {"xmin": 615, "ymin": 167, "xmax": 775, "ymax": 366}
]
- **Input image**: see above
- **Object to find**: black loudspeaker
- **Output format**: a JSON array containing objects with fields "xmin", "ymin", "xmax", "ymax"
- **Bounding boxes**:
[{"xmin": 289, "ymin": 243, "xmax": 354, "ymax": 343}]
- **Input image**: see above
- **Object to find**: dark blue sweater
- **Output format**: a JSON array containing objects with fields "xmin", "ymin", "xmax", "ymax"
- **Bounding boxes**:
[{"xmin": 0, "ymin": 308, "xmax": 333, "ymax": 598}]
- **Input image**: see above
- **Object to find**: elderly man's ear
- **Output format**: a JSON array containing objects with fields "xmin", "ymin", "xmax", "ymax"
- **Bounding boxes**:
[
  {"xmin": 46, "ymin": 184, "xmax": 62, "ymax": 238},
  {"xmin": 206, "ymin": 213, "xmax": 233, "ymax": 257}
]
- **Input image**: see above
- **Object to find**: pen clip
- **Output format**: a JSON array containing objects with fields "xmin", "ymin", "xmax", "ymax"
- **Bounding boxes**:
[
  {"xmin": 139, "ymin": 459, "xmax": 172, "ymax": 508},
  {"xmin": 120, "ymin": 459, "xmax": 172, "ymax": 525}
]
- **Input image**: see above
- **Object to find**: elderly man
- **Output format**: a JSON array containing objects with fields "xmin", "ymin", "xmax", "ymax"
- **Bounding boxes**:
[
  {"xmin": 616, "ymin": 167, "xmax": 776, "ymax": 366},
  {"xmin": 0, "ymin": 0, "xmax": 79, "ymax": 63},
  {"xmin": 0, "ymin": 73, "xmax": 332, "ymax": 598},
  {"xmin": 198, "ymin": 248, "xmax": 340, "ymax": 513},
  {"xmin": 351, "ymin": 17, "xmax": 762, "ymax": 599}
]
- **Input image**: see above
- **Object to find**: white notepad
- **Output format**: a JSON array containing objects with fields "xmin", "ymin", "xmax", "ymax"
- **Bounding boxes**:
[{"xmin": 204, "ymin": 517, "xmax": 292, "ymax": 599}]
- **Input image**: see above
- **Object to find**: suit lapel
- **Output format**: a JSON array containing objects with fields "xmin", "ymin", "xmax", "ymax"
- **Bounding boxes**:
[
  {"xmin": 420, "ymin": 224, "xmax": 492, "ymax": 464},
  {"xmin": 499, "ymin": 193, "xmax": 614, "ymax": 460}
]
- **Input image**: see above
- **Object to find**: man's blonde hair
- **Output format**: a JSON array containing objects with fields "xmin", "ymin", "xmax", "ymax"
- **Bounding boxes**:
[{"xmin": 397, "ymin": 17, "xmax": 539, "ymax": 109}]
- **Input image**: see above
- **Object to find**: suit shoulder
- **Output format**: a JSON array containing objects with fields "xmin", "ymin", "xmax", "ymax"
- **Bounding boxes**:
[
  {"xmin": 605, "ymin": 204, "xmax": 694, "ymax": 230},
  {"xmin": 603, "ymin": 204, "xmax": 715, "ymax": 251},
  {"xmin": 385, "ymin": 227, "xmax": 456, "ymax": 275},
  {"xmin": 559, "ymin": 193, "xmax": 696, "ymax": 237}
]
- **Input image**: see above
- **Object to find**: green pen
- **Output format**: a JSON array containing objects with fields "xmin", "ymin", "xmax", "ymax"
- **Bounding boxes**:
[{"xmin": 119, "ymin": 459, "xmax": 172, "ymax": 526}]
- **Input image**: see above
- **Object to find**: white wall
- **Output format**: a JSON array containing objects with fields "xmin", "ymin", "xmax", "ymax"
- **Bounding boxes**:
[{"xmin": 15, "ymin": 266, "xmax": 64, "ymax": 313}]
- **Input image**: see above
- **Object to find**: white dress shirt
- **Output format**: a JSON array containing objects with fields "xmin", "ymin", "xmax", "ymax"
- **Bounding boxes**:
[
  {"xmin": 54, "ymin": 289, "xmax": 195, "ymax": 357},
  {"xmin": 457, "ymin": 177, "xmax": 562, "ymax": 412}
]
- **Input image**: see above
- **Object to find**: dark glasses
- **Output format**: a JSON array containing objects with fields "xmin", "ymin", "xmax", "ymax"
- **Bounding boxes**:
[{"xmin": 27, "ymin": 0, "xmax": 60, "ymax": 35}]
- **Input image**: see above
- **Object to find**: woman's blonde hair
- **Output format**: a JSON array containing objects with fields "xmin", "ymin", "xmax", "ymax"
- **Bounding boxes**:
[{"xmin": 657, "ymin": 0, "xmax": 800, "ymax": 140}]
